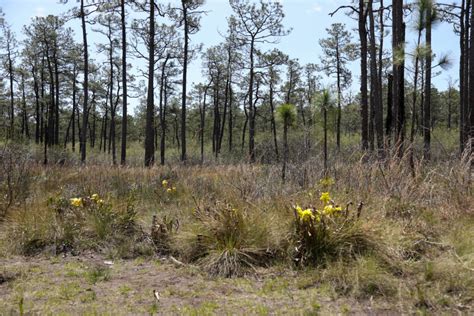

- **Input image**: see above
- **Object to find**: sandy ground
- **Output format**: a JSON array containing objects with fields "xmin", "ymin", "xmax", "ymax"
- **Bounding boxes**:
[{"xmin": 0, "ymin": 254, "xmax": 402, "ymax": 315}]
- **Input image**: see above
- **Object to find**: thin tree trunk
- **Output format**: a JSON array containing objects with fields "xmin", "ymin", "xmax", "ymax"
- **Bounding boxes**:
[
  {"xmin": 369, "ymin": 0, "xmax": 383, "ymax": 154},
  {"xmin": 80, "ymin": 0, "xmax": 89, "ymax": 163},
  {"xmin": 462, "ymin": 0, "xmax": 471, "ymax": 152},
  {"xmin": 145, "ymin": 0, "xmax": 156, "ymax": 167},
  {"xmin": 423, "ymin": 11, "xmax": 432, "ymax": 160},
  {"xmin": 460, "ymin": 0, "xmax": 468, "ymax": 152},
  {"xmin": 121, "ymin": 0, "xmax": 127, "ymax": 165},
  {"xmin": 409, "ymin": 28, "xmax": 422, "ymax": 176},
  {"xmin": 218, "ymin": 75, "xmax": 230, "ymax": 154},
  {"xmin": 54, "ymin": 49, "xmax": 60, "ymax": 145},
  {"xmin": 32, "ymin": 65, "xmax": 41, "ymax": 144},
  {"xmin": 359, "ymin": 0, "xmax": 369, "ymax": 150},
  {"xmin": 72, "ymin": 69, "xmax": 76, "ymax": 152},
  {"xmin": 469, "ymin": 0, "xmax": 474, "ymax": 156},
  {"xmin": 323, "ymin": 105, "xmax": 328, "ymax": 173},
  {"xmin": 159, "ymin": 56, "xmax": 170, "ymax": 165},
  {"xmin": 40, "ymin": 57, "xmax": 45, "ymax": 143},
  {"xmin": 181, "ymin": 0, "xmax": 189, "ymax": 162},
  {"xmin": 269, "ymin": 74, "xmax": 279, "ymax": 161},
  {"xmin": 282, "ymin": 118, "xmax": 288, "ymax": 181},
  {"xmin": 200, "ymin": 83, "xmax": 210, "ymax": 164},
  {"xmin": 248, "ymin": 38, "xmax": 256, "ymax": 162},
  {"xmin": 228, "ymin": 84, "xmax": 233, "ymax": 152},
  {"xmin": 7, "ymin": 46, "xmax": 14, "ymax": 139},
  {"xmin": 447, "ymin": 87, "xmax": 452, "ymax": 129},
  {"xmin": 386, "ymin": 74, "xmax": 393, "ymax": 138},
  {"xmin": 336, "ymin": 45, "xmax": 342, "ymax": 151}
]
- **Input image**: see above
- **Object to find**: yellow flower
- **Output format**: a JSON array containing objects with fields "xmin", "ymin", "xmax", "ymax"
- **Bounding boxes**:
[
  {"xmin": 320, "ymin": 192, "xmax": 331, "ymax": 204},
  {"xmin": 166, "ymin": 187, "xmax": 176, "ymax": 194},
  {"xmin": 323, "ymin": 204, "xmax": 343, "ymax": 216},
  {"xmin": 91, "ymin": 194, "xmax": 100, "ymax": 201},
  {"xmin": 295, "ymin": 205, "xmax": 303, "ymax": 216},
  {"xmin": 323, "ymin": 204, "xmax": 333, "ymax": 215},
  {"xmin": 70, "ymin": 197, "xmax": 83, "ymax": 207},
  {"xmin": 295, "ymin": 205, "xmax": 314, "ymax": 222},
  {"xmin": 162, "ymin": 180, "xmax": 168, "ymax": 188},
  {"xmin": 300, "ymin": 209, "xmax": 315, "ymax": 222},
  {"xmin": 97, "ymin": 199, "xmax": 105, "ymax": 205}
]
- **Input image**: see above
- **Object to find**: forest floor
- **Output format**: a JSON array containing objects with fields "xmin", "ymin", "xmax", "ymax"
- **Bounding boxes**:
[{"xmin": 0, "ymin": 144, "xmax": 473, "ymax": 315}]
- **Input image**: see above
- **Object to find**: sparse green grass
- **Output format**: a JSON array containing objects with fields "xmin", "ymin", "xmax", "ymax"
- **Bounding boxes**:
[{"xmin": 84, "ymin": 265, "xmax": 111, "ymax": 285}]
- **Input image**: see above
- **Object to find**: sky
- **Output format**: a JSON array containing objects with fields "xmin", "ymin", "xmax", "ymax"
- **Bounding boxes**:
[{"xmin": 0, "ymin": 0, "xmax": 462, "ymax": 113}]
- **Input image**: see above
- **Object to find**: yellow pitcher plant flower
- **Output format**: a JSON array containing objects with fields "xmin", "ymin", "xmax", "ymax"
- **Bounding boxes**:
[
  {"xmin": 91, "ymin": 194, "xmax": 100, "ymax": 202},
  {"xmin": 295, "ymin": 205, "xmax": 315, "ymax": 222},
  {"xmin": 70, "ymin": 197, "xmax": 83, "ymax": 207},
  {"xmin": 320, "ymin": 192, "xmax": 331, "ymax": 204},
  {"xmin": 323, "ymin": 204, "xmax": 343, "ymax": 216}
]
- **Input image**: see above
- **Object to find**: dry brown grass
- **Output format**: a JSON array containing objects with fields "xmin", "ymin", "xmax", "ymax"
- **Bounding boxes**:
[{"xmin": 0, "ymin": 142, "xmax": 472, "ymax": 313}]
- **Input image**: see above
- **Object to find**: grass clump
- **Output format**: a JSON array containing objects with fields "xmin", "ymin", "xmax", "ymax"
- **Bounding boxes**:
[{"xmin": 175, "ymin": 201, "xmax": 275, "ymax": 277}]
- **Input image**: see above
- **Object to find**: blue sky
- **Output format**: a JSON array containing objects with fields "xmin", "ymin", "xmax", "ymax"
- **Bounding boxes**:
[{"xmin": 1, "ymin": 0, "xmax": 461, "ymax": 112}]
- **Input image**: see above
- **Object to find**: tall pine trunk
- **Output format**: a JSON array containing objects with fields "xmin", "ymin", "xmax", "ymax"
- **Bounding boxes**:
[
  {"xmin": 423, "ymin": 8, "xmax": 432, "ymax": 160},
  {"xmin": 121, "ymin": 0, "xmax": 127, "ymax": 165},
  {"xmin": 80, "ymin": 0, "xmax": 89, "ymax": 163},
  {"xmin": 144, "ymin": 0, "xmax": 156, "ymax": 167},
  {"xmin": 359, "ymin": 0, "xmax": 369, "ymax": 150},
  {"xmin": 181, "ymin": 1, "xmax": 189, "ymax": 162}
]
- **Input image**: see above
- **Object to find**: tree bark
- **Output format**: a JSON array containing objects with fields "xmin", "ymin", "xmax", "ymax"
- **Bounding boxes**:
[
  {"xmin": 181, "ymin": 0, "xmax": 189, "ymax": 162},
  {"xmin": 282, "ymin": 117, "xmax": 288, "ymax": 181},
  {"xmin": 423, "ymin": 10, "xmax": 432, "ymax": 160},
  {"xmin": 368, "ymin": 0, "xmax": 383, "ymax": 153},
  {"xmin": 392, "ymin": 0, "xmax": 405, "ymax": 153},
  {"xmin": 144, "ymin": 0, "xmax": 156, "ymax": 167},
  {"xmin": 359, "ymin": 0, "xmax": 369, "ymax": 150},
  {"xmin": 469, "ymin": 0, "xmax": 474, "ymax": 156},
  {"xmin": 269, "ymin": 70, "xmax": 279, "ymax": 161},
  {"xmin": 159, "ymin": 56, "xmax": 170, "ymax": 165},
  {"xmin": 336, "ymin": 45, "xmax": 342, "ymax": 150},
  {"xmin": 80, "ymin": 0, "xmax": 89, "ymax": 163},
  {"xmin": 121, "ymin": 0, "xmax": 127, "ymax": 165},
  {"xmin": 7, "ymin": 41, "xmax": 14, "ymax": 139},
  {"xmin": 248, "ymin": 38, "xmax": 256, "ymax": 162}
]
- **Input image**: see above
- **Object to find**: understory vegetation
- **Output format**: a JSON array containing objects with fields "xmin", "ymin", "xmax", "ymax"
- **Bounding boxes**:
[{"xmin": 0, "ymin": 138, "xmax": 472, "ymax": 314}]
